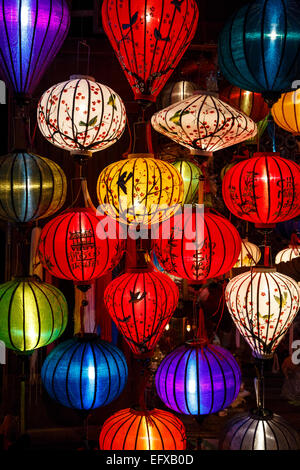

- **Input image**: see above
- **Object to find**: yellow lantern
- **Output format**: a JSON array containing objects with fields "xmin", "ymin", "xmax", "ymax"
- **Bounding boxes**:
[
  {"xmin": 272, "ymin": 89, "xmax": 300, "ymax": 134},
  {"xmin": 234, "ymin": 238, "xmax": 261, "ymax": 268}
]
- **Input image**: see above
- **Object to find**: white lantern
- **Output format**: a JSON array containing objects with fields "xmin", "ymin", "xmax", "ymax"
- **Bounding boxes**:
[
  {"xmin": 275, "ymin": 246, "xmax": 300, "ymax": 264},
  {"xmin": 37, "ymin": 75, "xmax": 126, "ymax": 159},
  {"xmin": 151, "ymin": 93, "xmax": 257, "ymax": 157},
  {"xmin": 225, "ymin": 267, "xmax": 300, "ymax": 359},
  {"xmin": 234, "ymin": 238, "xmax": 261, "ymax": 268}
]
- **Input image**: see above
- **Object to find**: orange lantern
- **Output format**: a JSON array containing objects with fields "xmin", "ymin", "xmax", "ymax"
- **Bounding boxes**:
[{"xmin": 272, "ymin": 89, "xmax": 300, "ymax": 135}]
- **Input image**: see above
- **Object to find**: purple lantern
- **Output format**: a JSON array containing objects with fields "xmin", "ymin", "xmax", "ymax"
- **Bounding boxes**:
[
  {"xmin": 0, "ymin": 0, "xmax": 70, "ymax": 101},
  {"xmin": 155, "ymin": 340, "xmax": 241, "ymax": 415}
]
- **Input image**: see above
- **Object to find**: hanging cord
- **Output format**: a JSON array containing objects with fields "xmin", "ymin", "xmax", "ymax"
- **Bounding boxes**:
[
  {"xmin": 122, "ymin": 116, "xmax": 133, "ymax": 159},
  {"xmin": 267, "ymin": 113, "xmax": 276, "ymax": 153},
  {"xmin": 254, "ymin": 359, "xmax": 265, "ymax": 410},
  {"xmin": 137, "ymin": 359, "xmax": 151, "ymax": 411},
  {"xmin": 76, "ymin": 40, "xmax": 91, "ymax": 76}
]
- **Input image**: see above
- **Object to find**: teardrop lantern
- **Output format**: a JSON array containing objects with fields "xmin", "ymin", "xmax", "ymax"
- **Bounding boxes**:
[
  {"xmin": 271, "ymin": 88, "xmax": 300, "ymax": 135},
  {"xmin": 102, "ymin": 0, "xmax": 199, "ymax": 102},
  {"xmin": 0, "ymin": 277, "xmax": 68, "ymax": 352},
  {"xmin": 220, "ymin": 86, "xmax": 269, "ymax": 123},
  {"xmin": 172, "ymin": 159, "xmax": 203, "ymax": 205},
  {"xmin": 234, "ymin": 238, "xmax": 261, "ymax": 268},
  {"xmin": 99, "ymin": 408, "xmax": 186, "ymax": 450},
  {"xmin": 275, "ymin": 247, "xmax": 300, "ymax": 264},
  {"xmin": 225, "ymin": 267, "xmax": 300, "ymax": 359},
  {"xmin": 222, "ymin": 152, "xmax": 300, "ymax": 228},
  {"xmin": 0, "ymin": 0, "xmax": 70, "ymax": 102},
  {"xmin": 41, "ymin": 335, "xmax": 128, "ymax": 410}
]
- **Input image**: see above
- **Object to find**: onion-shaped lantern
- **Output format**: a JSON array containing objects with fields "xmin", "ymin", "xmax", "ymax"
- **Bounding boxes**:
[
  {"xmin": 99, "ymin": 408, "xmax": 186, "ymax": 450},
  {"xmin": 160, "ymin": 81, "xmax": 198, "ymax": 109},
  {"xmin": 151, "ymin": 93, "xmax": 257, "ymax": 156},
  {"xmin": 225, "ymin": 267, "xmax": 300, "ymax": 359},
  {"xmin": 0, "ymin": 277, "xmax": 68, "ymax": 352},
  {"xmin": 218, "ymin": 0, "xmax": 300, "ymax": 104},
  {"xmin": 37, "ymin": 76, "xmax": 126, "ymax": 160},
  {"xmin": 97, "ymin": 155, "xmax": 183, "ymax": 226},
  {"xmin": 220, "ymin": 86, "xmax": 269, "ymax": 123},
  {"xmin": 272, "ymin": 89, "xmax": 300, "ymax": 135},
  {"xmin": 0, "ymin": 151, "xmax": 66, "ymax": 223},
  {"xmin": 220, "ymin": 409, "xmax": 300, "ymax": 450},
  {"xmin": 222, "ymin": 152, "xmax": 300, "ymax": 228},
  {"xmin": 152, "ymin": 208, "xmax": 241, "ymax": 281},
  {"xmin": 234, "ymin": 238, "xmax": 261, "ymax": 268},
  {"xmin": 275, "ymin": 246, "xmax": 300, "ymax": 264},
  {"xmin": 102, "ymin": 0, "xmax": 198, "ymax": 102},
  {"xmin": 172, "ymin": 159, "xmax": 202, "ymax": 205},
  {"xmin": 155, "ymin": 340, "xmax": 241, "ymax": 415},
  {"xmin": 0, "ymin": 0, "xmax": 70, "ymax": 101},
  {"xmin": 104, "ymin": 266, "xmax": 179, "ymax": 356},
  {"xmin": 41, "ymin": 335, "xmax": 128, "ymax": 410}
]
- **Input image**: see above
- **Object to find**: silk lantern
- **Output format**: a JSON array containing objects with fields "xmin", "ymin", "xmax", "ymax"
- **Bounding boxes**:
[
  {"xmin": 160, "ymin": 81, "xmax": 198, "ymax": 109},
  {"xmin": 155, "ymin": 340, "xmax": 241, "ymax": 415},
  {"xmin": 41, "ymin": 335, "xmax": 128, "ymax": 410},
  {"xmin": 172, "ymin": 159, "xmax": 203, "ymax": 205},
  {"xmin": 246, "ymin": 115, "xmax": 269, "ymax": 145},
  {"xmin": 272, "ymin": 88, "xmax": 300, "ymax": 134},
  {"xmin": 99, "ymin": 408, "xmax": 186, "ymax": 450},
  {"xmin": 0, "ymin": 151, "xmax": 66, "ymax": 223},
  {"xmin": 102, "ymin": 0, "xmax": 198, "ymax": 102},
  {"xmin": 275, "ymin": 246, "xmax": 300, "ymax": 264},
  {"xmin": 0, "ymin": 277, "xmax": 68, "ymax": 352},
  {"xmin": 151, "ymin": 93, "xmax": 257, "ymax": 156},
  {"xmin": 220, "ymin": 86, "xmax": 269, "ymax": 123},
  {"xmin": 222, "ymin": 152, "xmax": 300, "ymax": 228},
  {"xmin": 225, "ymin": 267, "xmax": 300, "ymax": 359},
  {"xmin": 37, "ymin": 76, "xmax": 126, "ymax": 160},
  {"xmin": 0, "ymin": 0, "xmax": 70, "ymax": 101},
  {"xmin": 234, "ymin": 238, "xmax": 261, "ymax": 268}
]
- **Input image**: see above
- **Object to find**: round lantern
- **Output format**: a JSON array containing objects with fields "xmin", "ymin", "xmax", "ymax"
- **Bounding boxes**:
[
  {"xmin": 272, "ymin": 88, "xmax": 300, "ymax": 134},
  {"xmin": 0, "ymin": 277, "xmax": 68, "ymax": 352},
  {"xmin": 160, "ymin": 81, "xmax": 198, "ymax": 109},
  {"xmin": 151, "ymin": 93, "xmax": 257, "ymax": 155},
  {"xmin": 42, "ymin": 335, "xmax": 127, "ymax": 410},
  {"xmin": 218, "ymin": 0, "xmax": 300, "ymax": 103},
  {"xmin": 99, "ymin": 408, "xmax": 186, "ymax": 450},
  {"xmin": 0, "ymin": 151, "xmax": 66, "ymax": 223},
  {"xmin": 102, "ymin": 0, "xmax": 198, "ymax": 102},
  {"xmin": 220, "ymin": 86, "xmax": 269, "ymax": 123},
  {"xmin": 38, "ymin": 206, "xmax": 125, "ymax": 284},
  {"xmin": 275, "ymin": 246, "xmax": 300, "ymax": 264},
  {"xmin": 104, "ymin": 268, "xmax": 179, "ymax": 356},
  {"xmin": 0, "ymin": 0, "xmax": 70, "ymax": 101},
  {"xmin": 220, "ymin": 409, "xmax": 300, "ymax": 450},
  {"xmin": 234, "ymin": 238, "xmax": 261, "ymax": 268},
  {"xmin": 37, "ymin": 77, "xmax": 126, "ymax": 159},
  {"xmin": 155, "ymin": 340, "xmax": 241, "ymax": 415},
  {"xmin": 97, "ymin": 155, "xmax": 183, "ymax": 226},
  {"xmin": 152, "ymin": 208, "xmax": 241, "ymax": 281},
  {"xmin": 222, "ymin": 152, "xmax": 300, "ymax": 228},
  {"xmin": 225, "ymin": 267, "xmax": 300, "ymax": 359},
  {"xmin": 172, "ymin": 159, "xmax": 202, "ymax": 205}
]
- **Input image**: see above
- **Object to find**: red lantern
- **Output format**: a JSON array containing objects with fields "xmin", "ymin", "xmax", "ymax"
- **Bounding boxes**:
[
  {"xmin": 101, "ymin": 0, "xmax": 199, "ymax": 102},
  {"xmin": 104, "ymin": 266, "xmax": 179, "ymax": 355},
  {"xmin": 222, "ymin": 152, "xmax": 300, "ymax": 228},
  {"xmin": 219, "ymin": 86, "xmax": 269, "ymax": 123},
  {"xmin": 152, "ymin": 208, "xmax": 241, "ymax": 281}
]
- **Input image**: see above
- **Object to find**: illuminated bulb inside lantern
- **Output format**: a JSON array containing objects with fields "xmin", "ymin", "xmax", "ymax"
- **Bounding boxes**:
[
  {"xmin": 21, "ymin": 3, "xmax": 30, "ymax": 26},
  {"xmin": 186, "ymin": 324, "xmax": 191, "ymax": 332},
  {"xmin": 187, "ymin": 378, "xmax": 196, "ymax": 394},
  {"xmin": 165, "ymin": 323, "xmax": 170, "ymax": 331},
  {"xmin": 88, "ymin": 365, "xmax": 95, "ymax": 380},
  {"xmin": 269, "ymin": 28, "xmax": 280, "ymax": 41}
]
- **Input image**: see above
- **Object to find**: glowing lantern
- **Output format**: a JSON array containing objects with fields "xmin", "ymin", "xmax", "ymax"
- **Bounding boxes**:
[
  {"xmin": 225, "ymin": 267, "xmax": 300, "ymax": 359},
  {"xmin": 0, "ymin": 0, "xmax": 70, "ymax": 101},
  {"xmin": 160, "ymin": 81, "xmax": 198, "ymax": 108},
  {"xmin": 272, "ymin": 89, "xmax": 300, "ymax": 134},
  {"xmin": 104, "ymin": 267, "xmax": 179, "ymax": 356},
  {"xmin": 0, "ymin": 277, "xmax": 68, "ymax": 352},
  {"xmin": 152, "ymin": 208, "xmax": 241, "ymax": 281},
  {"xmin": 37, "ymin": 76, "xmax": 126, "ymax": 159},
  {"xmin": 0, "ymin": 151, "xmax": 66, "ymax": 223},
  {"xmin": 151, "ymin": 93, "xmax": 257, "ymax": 156},
  {"xmin": 220, "ymin": 86, "xmax": 269, "ymax": 123},
  {"xmin": 102, "ymin": 0, "xmax": 198, "ymax": 102},
  {"xmin": 41, "ymin": 335, "xmax": 128, "ymax": 410},
  {"xmin": 97, "ymin": 155, "xmax": 183, "ymax": 225},
  {"xmin": 222, "ymin": 152, "xmax": 300, "ymax": 228},
  {"xmin": 246, "ymin": 115, "xmax": 269, "ymax": 145},
  {"xmin": 172, "ymin": 159, "xmax": 202, "ymax": 205},
  {"xmin": 99, "ymin": 408, "xmax": 186, "ymax": 450},
  {"xmin": 275, "ymin": 246, "xmax": 300, "ymax": 264},
  {"xmin": 234, "ymin": 238, "xmax": 261, "ymax": 268},
  {"xmin": 218, "ymin": 0, "xmax": 300, "ymax": 104},
  {"xmin": 155, "ymin": 340, "xmax": 241, "ymax": 415}
]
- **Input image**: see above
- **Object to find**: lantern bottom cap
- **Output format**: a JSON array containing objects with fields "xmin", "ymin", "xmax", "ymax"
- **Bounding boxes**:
[
  {"xmin": 70, "ymin": 74, "xmax": 95, "ymax": 82},
  {"xmin": 190, "ymin": 149, "xmax": 213, "ymax": 157},
  {"xmin": 70, "ymin": 150, "xmax": 93, "ymax": 158},
  {"xmin": 255, "ymin": 223, "xmax": 276, "ymax": 229},
  {"xmin": 252, "ymin": 350, "xmax": 274, "ymax": 360},
  {"xmin": 134, "ymin": 93, "xmax": 156, "ymax": 103}
]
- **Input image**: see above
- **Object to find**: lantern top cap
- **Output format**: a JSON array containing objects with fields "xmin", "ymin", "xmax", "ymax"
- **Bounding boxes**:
[
  {"xmin": 127, "ymin": 153, "xmax": 154, "ymax": 160},
  {"xmin": 185, "ymin": 338, "xmax": 209, "ymax": 348},
  {"xmin": 69, "ymin": 74, "xmax": 95, "ymax": 82},
  {"xmin": 249, "ymin": 408, "xmax": 274, "ymax": 421},
  {"xmin": 74, "ymin": 333, "xmax": 99, "ymax": 342},
  {"xmin": 129, "ymin": 407, "xmax": 155, "ymax": 416},
  {"xmin": 252, "ymin": 151, "xmax": 281, "ymax": 158},
  {"xmin": 251, "ymin": 266, "xmax": 277, "ymax": 273}
]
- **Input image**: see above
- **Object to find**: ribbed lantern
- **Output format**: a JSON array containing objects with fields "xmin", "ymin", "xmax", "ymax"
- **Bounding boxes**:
[
  {"xmin": 222, "ymin": 152, "xmax": 300, "ymax": 228},
  {"xmin": 160, "ymin": 81, "xmax": 198, "ymax": 109},
  {"xmin": 37, "ymin": 77, "xmax": 126, "ymax": 159},
  {"xmin": 99, "ymin": 408, "xmax": 186, "ymax": 450},
  {"xmin": 0, "ymin": 277, "xmax": 68, "ymax": 352},
  {"xmin": 0, "ymin": 152, "xmax": 66, "ymax": 223},
  {"xmin": 172, "ymin": 159, "xmax": 202, "ymax": 205},
  {"xmin": 225, "ymin": 267, "xmax": 300, "ymax": 359},
  {"xmin": 218, "ymin": 0, "xmax": 300, "ymax": 104},
  {"xmin": 220, "ymin": 86, "xmax": 269, "ymax": 123},
  {"xmin": 152, "ymin": 208, "xmax": 241, "ymax": 281},
  {"xmin": 272, "ymin": 89, "xmax": 300, "ymax": 134},
  {"xmin": 97, "ymin": 155, "xmax": 183, "ymax": 226},
  {"xmin": 102, "ymin": 0, "xmax": 198, "ymax": 102},
  {"xmin": 234, "ymin": 238, "xmax": 261, "ymax": 268},
  {"xmin": 0, "ymin": 0, "xmax": 70, "ymax": 101},
  {"xmin": 151, "ymin": 93, "xmax": 257, "ymax": 156},
  {"xmin": 41, "ymin": 335, "xmax": 128, "ymax": 410},
  {"xmin": 155, "ymin": 340, "xmax": 241, "ymax": 415},
  {"xmin": 220, "ymin": 409, "xmax": 300, "ymax": 450},
  {"xmin": 104, "ymin": 266, "xmax": 179, "ymax": 356},
  {"xmin": 246, "ymin": 115, "xmax": 269, "ymax": 145},
  {"xmin": 275, "ymin": 246, "xmax": 300, "ymax": 264}
]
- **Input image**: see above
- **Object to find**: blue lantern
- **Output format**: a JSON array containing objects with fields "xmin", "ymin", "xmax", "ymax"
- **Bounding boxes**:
[
  {"xmin": 218, "ymin": 0, "xmax": 300, "ymax": 104},
  {"xmin": 41, "ymin": 335, "xmax": 128, "ymax": 410}
]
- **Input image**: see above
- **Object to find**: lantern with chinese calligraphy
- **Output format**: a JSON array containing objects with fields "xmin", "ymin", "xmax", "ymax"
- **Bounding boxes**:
[{"xmin": 220, "ymin": 86, "xmax": 269, "ymax": 123}]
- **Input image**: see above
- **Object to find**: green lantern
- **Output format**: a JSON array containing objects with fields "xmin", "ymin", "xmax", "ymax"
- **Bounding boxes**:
[
  {"xmin": 0, "ymin": 277, "xmax": 68, "ymax": 352},
  {"xmin": 172, "ymin": 159, "xmax": 202, "ymax": 205},
  {"xmin": 246, "ymin": 115, "xmax": 269, "ymax": 145}
]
